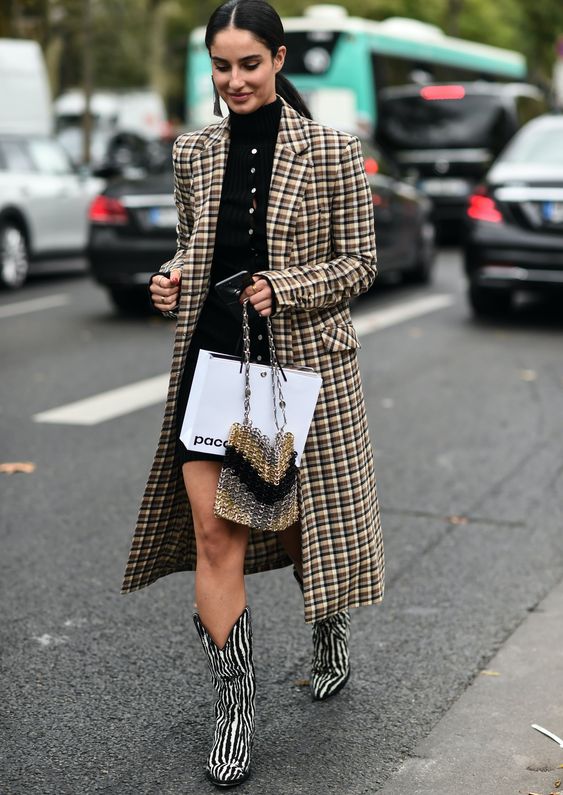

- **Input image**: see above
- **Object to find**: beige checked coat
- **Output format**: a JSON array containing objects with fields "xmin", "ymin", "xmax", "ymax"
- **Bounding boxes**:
[{"xmin": 122, "ymin": 98, "xmax": 384, "ymax": 623}]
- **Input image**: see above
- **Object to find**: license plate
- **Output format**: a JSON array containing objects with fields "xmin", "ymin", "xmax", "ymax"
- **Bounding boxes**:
[
  {"xmin": 147, "ymin": 207, "xmax": 177, "ymax": 228},
  {"xmin": 420, "ymin": 178, "xmax": 470, "ymax": 197},
  {"xmin": 542, "ymin": 201, "xmax": 563, "ymax": 224}
]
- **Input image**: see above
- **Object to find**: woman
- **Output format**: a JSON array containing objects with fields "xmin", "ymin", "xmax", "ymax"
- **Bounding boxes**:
[{"xmin": 122, "ymin": 0, "xmax": 384, "ymax": 786}]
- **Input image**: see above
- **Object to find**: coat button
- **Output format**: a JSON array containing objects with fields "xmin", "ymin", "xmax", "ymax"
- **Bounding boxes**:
[{"xmin": 251, "ymin": 148, "xmax": 258, "ymax": 154}]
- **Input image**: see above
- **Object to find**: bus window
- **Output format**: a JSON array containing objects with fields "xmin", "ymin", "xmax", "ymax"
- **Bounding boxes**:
[{"xmin": 283, "ymin": 31, "xmax": 342, "ymax": 75}]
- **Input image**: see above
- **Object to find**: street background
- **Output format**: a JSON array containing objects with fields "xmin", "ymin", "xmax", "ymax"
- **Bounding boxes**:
[{"xmin": 1, "ymin": 251, "xmax": 562, "ymax": 793}]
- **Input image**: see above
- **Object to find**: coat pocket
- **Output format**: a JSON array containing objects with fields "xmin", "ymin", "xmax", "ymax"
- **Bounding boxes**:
[{"xmin": 321, "ymin": 323, "xmax": 361, "ymax": 352}]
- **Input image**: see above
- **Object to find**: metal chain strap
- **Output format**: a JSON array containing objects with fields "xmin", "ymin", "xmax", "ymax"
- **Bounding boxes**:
[{"xmin": 241, "ymin": 301, "xmax": 287, "ymax": 432}]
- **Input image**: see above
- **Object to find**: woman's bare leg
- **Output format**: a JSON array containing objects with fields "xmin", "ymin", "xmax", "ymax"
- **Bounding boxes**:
[
  {"xmin": 182, "ymin": 460, "xmax": 249, "ymax": 649},
  {"xmin": 278, "ymin": 521, "xmax": 303, "ymax": 579}
]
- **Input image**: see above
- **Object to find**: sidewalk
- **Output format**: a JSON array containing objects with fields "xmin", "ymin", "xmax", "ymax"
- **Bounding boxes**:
[{"xmin": 379, "ymin": 578, "xmax": 563, "ymax": 795}]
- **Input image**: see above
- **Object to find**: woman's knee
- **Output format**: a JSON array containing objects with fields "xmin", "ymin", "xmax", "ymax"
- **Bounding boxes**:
[{"xmin": 194, "ymin": 515, "xmax": 247, "ymax": 569}]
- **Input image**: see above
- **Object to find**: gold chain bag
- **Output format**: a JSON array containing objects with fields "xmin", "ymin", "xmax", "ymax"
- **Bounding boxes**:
[{"xmin": 214, "ymin": 301, "xmax": 299, "ymax": 532}]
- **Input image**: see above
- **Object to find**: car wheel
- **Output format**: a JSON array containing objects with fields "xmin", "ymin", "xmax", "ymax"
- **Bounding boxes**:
[
  {"xmin": 405, "ymin": 220, "xmax": 435, "ymax": 285},
  {"xmin": 0, "ymin": 222, "xmax": 30, "ymax": 289},
  {"xmin": 108, "ymin": 287, "xmax": 151, "ymax": 315},
  {"xmin": 469, "ymin": 284, "xmax": 512, "ymax": 318}
]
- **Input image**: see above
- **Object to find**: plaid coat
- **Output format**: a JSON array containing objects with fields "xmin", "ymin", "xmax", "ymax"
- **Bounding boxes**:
[{"xmin": 122, "ymin": 98, "xmax": 384, "ymax": 623}]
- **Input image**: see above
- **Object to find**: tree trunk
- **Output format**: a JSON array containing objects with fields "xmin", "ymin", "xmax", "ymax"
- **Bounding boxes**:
[{"xmin": 446, "ymin": 0, "xmax": 464, "ymax": 37}]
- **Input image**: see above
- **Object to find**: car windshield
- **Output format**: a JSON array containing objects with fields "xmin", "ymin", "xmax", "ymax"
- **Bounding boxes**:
[
  {"xmin": 377, "ymin": 90, "xmax": 512, "ymax": 151},
  {"xmin": 499, "ymin": 123, "xmax": 563, "ymax": 165}
]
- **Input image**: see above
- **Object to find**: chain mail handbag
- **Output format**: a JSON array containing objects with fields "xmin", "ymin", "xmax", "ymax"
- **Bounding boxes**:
[{"xmin": 214, "ymin": 301, "xmax": 299, "ymax": 533}]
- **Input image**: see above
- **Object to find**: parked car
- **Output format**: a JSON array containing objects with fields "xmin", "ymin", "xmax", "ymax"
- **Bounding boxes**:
[
  {"xmin": 462, "ymin": 114, "xmax": 563, "ymax": 317},
  {"xmin": 362, "ymin": 139, "xmax": 435, "ymax": 284},
  {"xmin": 88, "ymin": 139, "xmax": 435, "ymax": 313},
  {"xmin": 0, "ymin": 38, "xmax": 104, "ymax": 289},
  {"xmin": 0, "ymin": 135, "xmax": 104, "ymax": 288},
  {"xmin": 376, "ymin": 82, "xmax": 548, "ymax": 236}
]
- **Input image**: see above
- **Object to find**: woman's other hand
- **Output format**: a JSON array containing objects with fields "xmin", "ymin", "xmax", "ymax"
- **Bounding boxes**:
[
  {"xmin": 241, "ymin": 277, "xmax": 272, "ymax": 317},
  {"xmin": 150, "ymin": 269, "xmax": 182, "ymax": 312}
]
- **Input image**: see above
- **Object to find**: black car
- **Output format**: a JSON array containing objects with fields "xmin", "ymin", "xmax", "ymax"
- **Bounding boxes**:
[
  {"xmin": 462, "ymin": 114, "xmax": 563, "ymax": 317},
  {"xmin": 88, "ymin": 169, "xmax": 176, "ymax": 311},
  {"xmin": 376, "ymin": 82, "xmax": 548, "ymax": 235},
  {"xmin": 88, "ymin": 140, "xmax": 435, "ymax": 313}
]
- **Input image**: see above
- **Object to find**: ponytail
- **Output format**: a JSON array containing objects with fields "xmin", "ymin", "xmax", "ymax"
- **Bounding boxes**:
[{"xmin": 276, "ymin": 73, "xmax": 313, "ymax": 120}]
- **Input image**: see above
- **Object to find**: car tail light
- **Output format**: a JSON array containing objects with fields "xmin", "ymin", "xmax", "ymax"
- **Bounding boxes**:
[
  {"xmin": 364, "ymin": 157, "xmax": 379, "ymax": 175},
  {"xmin": 467, "ymin": 188, "xmax": 503, "ymax": 223},
  {"xmin": 89, "ymin": 195, "xmax": 129, "ymax": 225},
  {"xmin": 420, "ymin": 85, "xmax": 465, "ymax": 101}
]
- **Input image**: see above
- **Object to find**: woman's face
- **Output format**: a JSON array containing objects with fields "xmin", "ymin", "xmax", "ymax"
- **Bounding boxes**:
[{"xmin": 210, "ymin": 27, "xmax": 286, "ymax": 115}]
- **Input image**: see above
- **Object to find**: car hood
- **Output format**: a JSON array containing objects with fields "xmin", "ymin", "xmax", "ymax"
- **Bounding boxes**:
[{"xmin": 488, "ymin": 162, "xmax": 563, "ymax": 186}]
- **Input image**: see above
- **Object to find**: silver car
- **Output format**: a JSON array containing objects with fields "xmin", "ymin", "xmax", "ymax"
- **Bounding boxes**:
[{"xmin": 0, "ymin": 135, "xmax": 103, "ymax": 288}]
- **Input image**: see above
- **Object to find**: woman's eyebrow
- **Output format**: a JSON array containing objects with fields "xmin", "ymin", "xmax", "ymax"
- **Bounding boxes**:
[{"xmin": 211, "ymin": 54, "xmax": 263, "ymax": 63}]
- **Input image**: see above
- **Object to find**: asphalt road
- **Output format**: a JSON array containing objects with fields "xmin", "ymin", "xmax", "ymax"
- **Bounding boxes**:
[{"xmin": 1, "ymin": 253, "xmax": 562, "ymax": 794}]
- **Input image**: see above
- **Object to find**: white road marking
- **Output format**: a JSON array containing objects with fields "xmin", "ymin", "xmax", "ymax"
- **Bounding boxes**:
[
  {"xmin": 33, "ymin": 293, "xmax": 455, "ymax": 427},
  {"xmin": 33, "ymin": 374, "xmax": 170, "ymax": 426},
  {"xmin": 32, "ymin": 634, "xmax": 69, "ymax": 647},
  {"xmin": 0, "ymin": 294, "xmax": 70, "ymax": 319},
  {"xmin": 63, "ymin": 618, "xmax": 88, "ymax": 628},
  {"xmin": 353, "ymin": 294, "xmax": 455, "ymax": 337}
]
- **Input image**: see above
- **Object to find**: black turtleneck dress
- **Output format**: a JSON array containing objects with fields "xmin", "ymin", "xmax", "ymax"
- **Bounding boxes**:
[{"xmin": 177, "ymin": 98, "xmax": 282, "ymax": 464}]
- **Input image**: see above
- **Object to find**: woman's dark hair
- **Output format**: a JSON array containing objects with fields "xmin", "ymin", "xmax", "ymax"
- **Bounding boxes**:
[{"xmin": 205, "ymin": 0, "xmax": 313, "ymax": 119}]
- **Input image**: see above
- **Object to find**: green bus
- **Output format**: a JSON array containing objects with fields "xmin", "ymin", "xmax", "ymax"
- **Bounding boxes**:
[{"xmin": 186, "ymin": 4, "xmax": 527, "ymax": 135}]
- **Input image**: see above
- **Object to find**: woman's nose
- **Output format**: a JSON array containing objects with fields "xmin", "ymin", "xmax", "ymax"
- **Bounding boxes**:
[{"xmin": 229, "ymin": 68, "xmax": 245, "ymax": 90}]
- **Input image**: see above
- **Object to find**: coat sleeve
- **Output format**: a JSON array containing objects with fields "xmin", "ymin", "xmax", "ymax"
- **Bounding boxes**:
[
  {"xmin": 255, "ymin": 137, "xmax": 377, "ymax": 313},
  {"xmin": 154, "ymin": 135, "xmax": 194, "ymax": 318}
]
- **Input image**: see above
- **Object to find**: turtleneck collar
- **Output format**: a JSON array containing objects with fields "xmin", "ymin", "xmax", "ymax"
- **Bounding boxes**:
[{"xmin": 229, "ymin": 97, "xmax": 282, "ymax": 142}]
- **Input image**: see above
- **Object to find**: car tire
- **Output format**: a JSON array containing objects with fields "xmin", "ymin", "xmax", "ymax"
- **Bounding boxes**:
[
  {"xmin": 469, "ymin": 284, "xmax": 512, "ymax": 318},
  {"xmin": 404, "ymin": 220, "xmax": 435, "ymax": 285},
  {"xmin": 0, "ymin": 222, "xmax": 30, "ymax": 289},
  {"xmin": 108, "ymin": 287, "xmax": 151, "ymax": 315}
]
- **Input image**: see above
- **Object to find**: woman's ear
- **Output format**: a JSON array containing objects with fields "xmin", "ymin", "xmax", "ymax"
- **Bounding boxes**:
[{"xmin": 274, "ymin": 45, "xmax": 286, "ymax": 73}]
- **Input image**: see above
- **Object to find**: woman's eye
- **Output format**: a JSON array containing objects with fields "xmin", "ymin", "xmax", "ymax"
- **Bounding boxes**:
[
  {"xmin": 215, "ymin": 65, "xmax": 229, "ymax": 72},
  {"xmin": 245, "ymin": 64, "xmax": 259, "ymax": 70}
]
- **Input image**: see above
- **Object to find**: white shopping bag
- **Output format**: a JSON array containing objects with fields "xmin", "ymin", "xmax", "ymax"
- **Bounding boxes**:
[{"xmin": 180, "ymin": 349, "xmax": 322, "ymax": 466}]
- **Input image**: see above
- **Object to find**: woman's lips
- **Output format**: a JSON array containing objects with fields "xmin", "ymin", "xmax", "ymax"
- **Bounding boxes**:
[{"xmin": 229, "ymin": 93, "xmax": 251, "ymax": 101}]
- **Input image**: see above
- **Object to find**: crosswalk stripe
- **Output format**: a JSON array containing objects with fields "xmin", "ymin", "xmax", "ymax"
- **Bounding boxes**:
[
  {"xmin": 33, "ymin": 374, "xmax": 170, "ymax": 426},
  {"xmin": 0, "ymin": 294, "xmax": 70, "ymax": 319},
  {"xmin": 33, "ymin": 292, "xmax": 455, "ymax": 427}
]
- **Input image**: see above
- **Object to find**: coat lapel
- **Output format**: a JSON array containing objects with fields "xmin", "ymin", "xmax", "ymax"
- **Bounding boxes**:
[
  {"xmin": 188, "ymin": 118, "xmax": 230, "ymax": 287},
  {"xmin": 267, "ymin": 101, "xmax": 311, "ymax": 270}
]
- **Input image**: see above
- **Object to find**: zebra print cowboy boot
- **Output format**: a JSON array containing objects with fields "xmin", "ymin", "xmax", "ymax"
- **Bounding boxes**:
[
  {"xmin": 293, "ymin": 569, "xmax": 351, "ymax": 701},
  {"xmin": 193, "ymin": 607, "xmax": 255, "ymax": 788}
]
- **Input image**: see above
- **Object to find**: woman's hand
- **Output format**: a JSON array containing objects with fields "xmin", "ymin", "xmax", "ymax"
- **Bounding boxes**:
[
  {"xmin": 240, "ymin": 277, "xmax": 273, "ymax": 317},
  {"xmin": 150, "ymin": 269, "xmax": 182, "ymax": 312}
]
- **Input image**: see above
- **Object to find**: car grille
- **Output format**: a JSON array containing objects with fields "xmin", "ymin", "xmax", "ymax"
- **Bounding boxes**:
[{"xmin": 494, "ymin": 186, "xmax": 563, "ymax": 236}]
